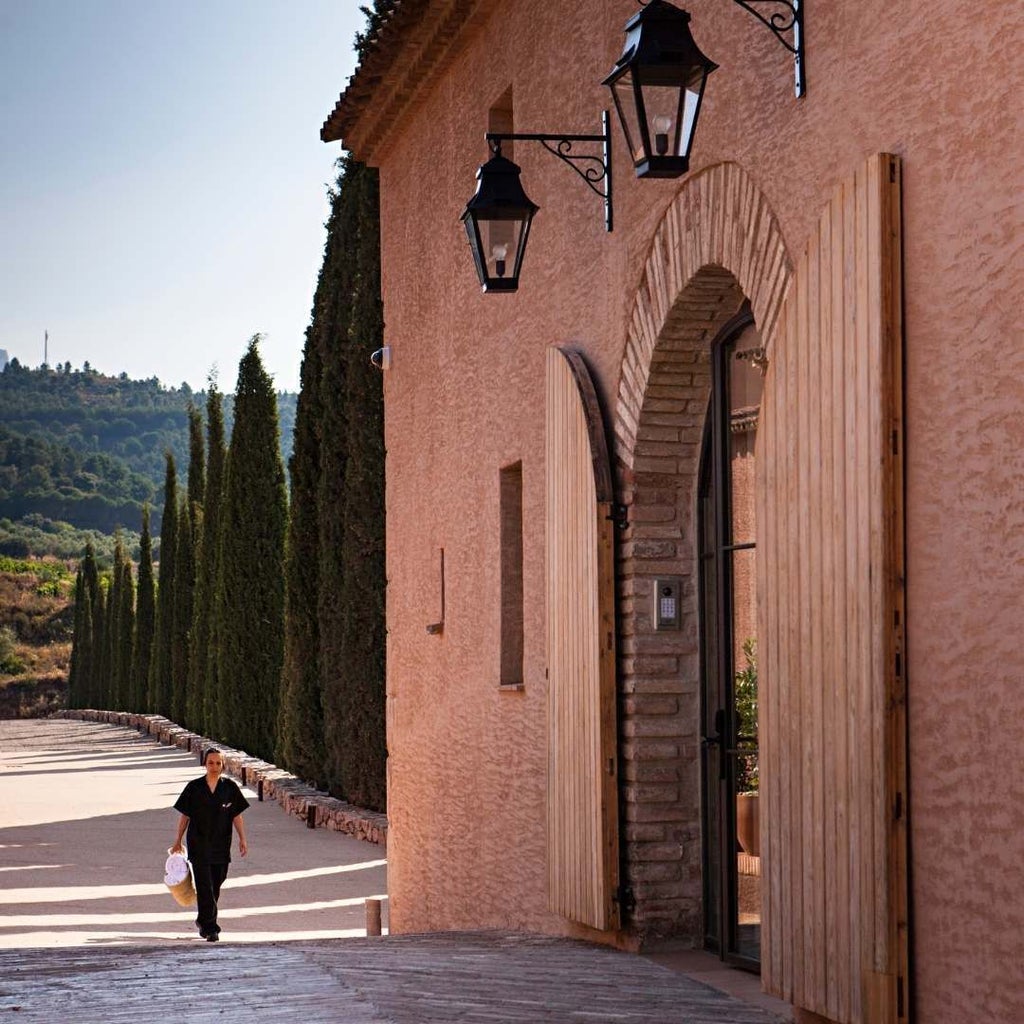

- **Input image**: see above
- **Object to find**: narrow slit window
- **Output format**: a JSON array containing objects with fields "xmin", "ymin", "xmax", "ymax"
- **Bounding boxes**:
[
  {"xmin": 500, "ymin": 461, "xmax": 524, "ymax": 687},
  {"xmin": 426, "ymin": 548, "xmax": 444, "ymax": 635}
]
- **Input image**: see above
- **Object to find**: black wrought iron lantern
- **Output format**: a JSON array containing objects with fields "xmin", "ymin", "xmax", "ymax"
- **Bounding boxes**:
[
  {"xmin": 603, "ymin": 0, "xmax": 718, "ymax": 179},
  {"xmin": 461, "ymin": 147, "xmax": 539, "ymax": 293}
]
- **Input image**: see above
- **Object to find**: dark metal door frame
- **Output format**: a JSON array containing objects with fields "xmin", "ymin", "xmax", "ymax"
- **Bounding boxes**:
[{"xmin": 698, "ymin": 306, "xmax": 760, "ymax": 972}]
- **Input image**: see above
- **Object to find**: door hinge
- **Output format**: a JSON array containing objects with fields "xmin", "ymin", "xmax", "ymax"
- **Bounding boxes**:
[
  {"xmin": 608, "ymin": 503, "xmax": 629, "ymax": 530},
  {"xmin": 613, "ymin": 883, "xmax": 636, "ymax": 915}
]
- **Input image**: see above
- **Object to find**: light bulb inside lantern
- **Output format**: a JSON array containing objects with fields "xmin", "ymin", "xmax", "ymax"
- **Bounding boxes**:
[
  {"xmin": 491, "ymin": 243, "xmax": 509, "ymax": 278},
  {"xmin": 652, "ymin": 114, "xmax": 672, "ymax": 156}
]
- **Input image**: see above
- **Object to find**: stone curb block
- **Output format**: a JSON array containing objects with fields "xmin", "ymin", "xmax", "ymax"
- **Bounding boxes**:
[{"xmin": 53, "ymin": 708, "xmax": 388, "ymax": 848}]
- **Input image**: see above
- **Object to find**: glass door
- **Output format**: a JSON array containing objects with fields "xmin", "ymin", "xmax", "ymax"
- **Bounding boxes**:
[{"xmin": 699, "ymin": 311, "xmax": 763, "ymax": 969}]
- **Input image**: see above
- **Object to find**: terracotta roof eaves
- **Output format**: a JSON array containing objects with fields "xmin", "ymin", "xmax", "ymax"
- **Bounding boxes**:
[{"xmin": 320, "ymin": 0, "xmax": 495, "ymax": 161}]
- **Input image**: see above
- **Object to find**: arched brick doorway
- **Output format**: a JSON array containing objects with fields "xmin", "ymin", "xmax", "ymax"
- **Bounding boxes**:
[{"xmin": 612, "ymin": 163, "xmax": 792, "ymax": 947}]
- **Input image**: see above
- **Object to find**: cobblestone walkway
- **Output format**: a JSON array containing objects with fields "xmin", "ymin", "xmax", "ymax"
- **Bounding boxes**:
[{"xmin": 0, "ymin": 932, "xmax": 785, "ymax": 1023}]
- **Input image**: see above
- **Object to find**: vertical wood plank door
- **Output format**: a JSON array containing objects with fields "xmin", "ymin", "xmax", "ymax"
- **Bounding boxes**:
[
  {"xmin": 546, "ymin": 346, "xmax": 620, "ymax": 933},
  {"xmin": 757, "ymin": 154, "xmax": 907, "ymax": 1023}
]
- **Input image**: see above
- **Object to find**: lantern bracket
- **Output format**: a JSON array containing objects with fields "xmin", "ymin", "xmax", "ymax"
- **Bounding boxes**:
[
  {"xmin": 728, "ymin": 0, "xmax": 805, "ymax": 97},
  {"xmin": 485, "ymin": 111, "xmax": 613, "ymax": 232}
]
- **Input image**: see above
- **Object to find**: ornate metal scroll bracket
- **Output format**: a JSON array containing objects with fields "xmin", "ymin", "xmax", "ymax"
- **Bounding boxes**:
[
  {"xmin": 633, "ymin": 0, "xmax": 805, "ymax": 97},
  {"xmin": 730, "ymin": 1, "xmax": 805, "ymax": 97},
  {"xmin": 486, "ymin": 111, "xmax": 613, "ymax": 232}
]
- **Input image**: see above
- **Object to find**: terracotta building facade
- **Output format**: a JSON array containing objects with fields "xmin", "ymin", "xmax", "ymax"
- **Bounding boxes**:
[{"xmin": 322, "ymin": 3, "xmax": 1022, "ymax": 1022}]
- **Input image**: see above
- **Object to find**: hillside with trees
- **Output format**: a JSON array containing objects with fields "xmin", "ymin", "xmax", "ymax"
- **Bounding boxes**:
[{"xmin": 0, "ymin": 360, "xmax": 296, "ymax": 558}]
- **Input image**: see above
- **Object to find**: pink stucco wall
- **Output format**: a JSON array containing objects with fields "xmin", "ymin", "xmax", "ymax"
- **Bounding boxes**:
[{"xmin": 365, "ymin": 0, "xmax": 1023, "ymax": 1016}]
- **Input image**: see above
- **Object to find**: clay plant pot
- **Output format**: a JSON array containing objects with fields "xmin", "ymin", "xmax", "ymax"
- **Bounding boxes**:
[{"xmin": 736, "ymin": 792, "xmax": 760, "ymax": 857}]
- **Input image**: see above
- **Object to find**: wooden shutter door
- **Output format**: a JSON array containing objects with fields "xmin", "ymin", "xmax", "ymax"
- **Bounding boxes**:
[
  {"xmin": 757, "ymin": 154, "xmax": 907, "ymax": 1023},
  {"xmin": 546, "ymin": 345, "xmax": 619, "ymax": 932}
]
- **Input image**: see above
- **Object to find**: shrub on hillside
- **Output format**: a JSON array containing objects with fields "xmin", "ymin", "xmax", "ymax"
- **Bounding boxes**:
[{"xmin": 0, "ymin": 626, "xmax": 25, "ymax": 675}]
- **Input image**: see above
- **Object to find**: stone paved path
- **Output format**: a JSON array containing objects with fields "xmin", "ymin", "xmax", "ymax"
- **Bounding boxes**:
[
  {"xmin": 0, "ymin": 720, "xmax": 787, "ymax": 1022},
  {"xmin": 0, "ymin": 934, "xmax": 785, "ymax": 1023}
]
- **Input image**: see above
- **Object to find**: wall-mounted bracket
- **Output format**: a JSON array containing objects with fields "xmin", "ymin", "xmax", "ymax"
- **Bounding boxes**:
[
  {"xmin": 608, "ymin": 503, "xmax": 630, "ymax": 531},
  {"xmin": 730, "ymin": 0, "xmax": 806, "ymax": 97},
  {"xmin": 486, "ymin": 111, "xmax": 613, "ymax": 232}
]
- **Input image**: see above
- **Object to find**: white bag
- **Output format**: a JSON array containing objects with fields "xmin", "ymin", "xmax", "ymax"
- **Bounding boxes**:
[
  {"xmin": 164, "ymin": 850, "xmax": 190, "ymax": 885},
  {"xmin": 164, "ymin": 849, "xmax": 196, "ymax": 906}
]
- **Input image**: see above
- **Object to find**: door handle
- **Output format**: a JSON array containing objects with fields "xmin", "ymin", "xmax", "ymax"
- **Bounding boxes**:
[
  {"xmin": 700, "ymin": 708, "xmax": 729, "ymax": 780},
  {"xmin": 701, "ymin": 707, "xmax": 727, "ymax": 746}
]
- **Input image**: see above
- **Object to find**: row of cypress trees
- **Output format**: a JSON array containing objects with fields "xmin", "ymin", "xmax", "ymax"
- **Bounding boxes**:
[
  {"xmin": 68, "ymin": 339, "xmax": 288, "ymax": 765},
  {"xmin": 68, "ymin": 534, "xmax": 139, "ymax": 713},
  {"xmin": 66, "ymin": 158, "xmax": 387, "ymax": 811}
]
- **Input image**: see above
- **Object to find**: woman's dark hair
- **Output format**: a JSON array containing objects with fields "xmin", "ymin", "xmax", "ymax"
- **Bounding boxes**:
[{"xmin": 202, "ymin": 747, "xmax": 222, "ymax": 764}]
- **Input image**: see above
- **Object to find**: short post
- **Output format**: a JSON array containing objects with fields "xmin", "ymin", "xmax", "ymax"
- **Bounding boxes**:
[
  {"xmin": 365, "ymin": 898, "xmax": 382, "ymax": 937},
  {"xmin": 257, "ymin": 779, "xmax": 264, "ymax": 802},
  {"xmin": 306, "ymin": 804, "xmax": 316, "ymax": 829},
  {"xmin": 240, "ymin": 766, "xmax": 247, "ymax": 786}
]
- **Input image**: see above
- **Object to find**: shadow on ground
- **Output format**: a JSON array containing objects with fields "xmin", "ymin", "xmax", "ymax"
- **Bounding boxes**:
[{"xmin": 0, "ymin": 719, "xmax": 388, "ymax": 947}]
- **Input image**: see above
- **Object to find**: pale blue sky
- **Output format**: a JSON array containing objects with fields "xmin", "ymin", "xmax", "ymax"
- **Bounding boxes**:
[{"xmin": 0, "ymin": 1, "xmax": 366, "ymax": 393}]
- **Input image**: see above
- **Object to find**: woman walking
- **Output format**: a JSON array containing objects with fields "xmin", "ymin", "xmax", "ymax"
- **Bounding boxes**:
[{"xmin": 171, "ymin": 748, "xmax": 249, "ymax": 941}]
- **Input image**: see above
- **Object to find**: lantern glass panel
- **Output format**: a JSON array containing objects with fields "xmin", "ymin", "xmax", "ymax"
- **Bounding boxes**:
[
  {"xmin": 483, "ymin": 218, "xmax": 521, "ymax": 281},
  {"xmin": 463, "ymin": 208, "xmax": 533, "ymax": 290},
  {"xmin": 610, "ymin": 70, "xmax": 645, "ymax": 166},
  {"xmin": 679, "ymin": 85, "xmax": 701, "ymax": 157},
  {"xmin": 640, "ymin": 84, "xmax": 686, "ymax": 158}
]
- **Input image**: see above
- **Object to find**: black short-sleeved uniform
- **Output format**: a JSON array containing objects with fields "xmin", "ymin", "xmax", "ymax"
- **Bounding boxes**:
[{"xmin": 173, "ymin": 777, "xmax": 249, "ymax": 864}]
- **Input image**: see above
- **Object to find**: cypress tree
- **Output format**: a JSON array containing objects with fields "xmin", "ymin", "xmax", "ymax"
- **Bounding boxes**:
[
  {"xmin": 277, "ymin": 320, "xmax": 326, "ymax": 783},
  {"xmin": 314, "ymin": 159, "xmax": 387, "ymax": 810},
  {"xmin": 78, "ymin": 588, "xmax": 94, "ymax": 709},
  {"xmin": 340, "ymin": 164, "xmax": 386, "ymax": 809},
  {"xmin": 171, "ymin": 493, "xmax": 195, "ymax": 725},
  {"xmin": 186, "ymin": 402, "xmax": 206, "ymax": 512},
  {"xmin": 116, "ymin": 556, "xmax": 135, "ymax": 709},
  {"xmin": 80, "ymin": 543, "xmax": 100, "ymax": 707},
  {"xmin": 213, "ymin": 338, "xmax": 287, "ymax": 760},
  {"xmin": 192, "ymin": 380, "xmax": 225, "ymax": 741},
  {"xmin": 106, "ymin": 537, "xmax": 124, "ymax": 708},
  {"xmin": 68, "ymin": 567, "xmax": 85, "ymax": 708},
  {"xmin": 92, "ymin": 583, "xmax": 108, "ymax": 709},
  {"xmin": 107, "ymin": 535, "xmax": 134, "ymax": 708},
  {"xmin": 131, "ymin": 506, "xmax": 156, "ymax": 711},
  {"xmin": 149, "ymin": 453, "xmax": 178, "ymax": 717},
  {"xmin": 277, "ymin": 179, "xmax": 355, "ymax": 783},
  {"xmin": 179, "ymin": 406, "xmax": 205, "ymax": 729},
  {"xmin": 193, "ymin": 382, "xmax": 226, "ymax": 737},
  {"xmin": 317, "ymin": 159, "xmax": 362, "ymax": 799}
]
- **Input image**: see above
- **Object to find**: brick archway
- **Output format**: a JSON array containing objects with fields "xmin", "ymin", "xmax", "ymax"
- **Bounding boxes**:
[{"xmin": 612, "ymin": 162, "xmax": 792, "ymax": 946}]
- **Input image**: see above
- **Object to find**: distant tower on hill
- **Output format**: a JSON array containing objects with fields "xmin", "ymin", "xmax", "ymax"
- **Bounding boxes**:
[{"xmin": 44, "ymin": 330, "xmax": 48, "ymax": 367}]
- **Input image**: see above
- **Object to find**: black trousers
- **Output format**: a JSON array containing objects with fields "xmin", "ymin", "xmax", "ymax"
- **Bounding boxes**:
[{"xmin": 191, "ymin": 860, "xmax": 229, "ymax": 936}]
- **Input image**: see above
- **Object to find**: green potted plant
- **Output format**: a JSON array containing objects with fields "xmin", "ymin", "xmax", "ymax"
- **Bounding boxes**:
[{"xmin": 734, "ymin": 638, "xmax": 759, "ymax": 856}]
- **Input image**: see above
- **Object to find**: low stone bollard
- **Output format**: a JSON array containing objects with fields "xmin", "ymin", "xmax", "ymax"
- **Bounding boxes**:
[{"xmin": 365, "ymin": 898, "xmax": 382, "ymax": 936}]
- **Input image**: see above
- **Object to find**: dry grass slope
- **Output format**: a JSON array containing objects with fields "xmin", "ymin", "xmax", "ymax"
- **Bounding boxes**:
[{"xmin": 0, "ymin": 557, "xmax": 74, "ymax": 717}]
